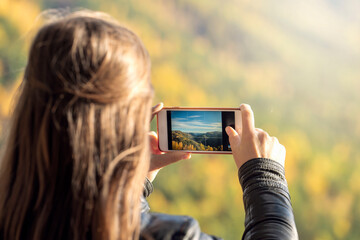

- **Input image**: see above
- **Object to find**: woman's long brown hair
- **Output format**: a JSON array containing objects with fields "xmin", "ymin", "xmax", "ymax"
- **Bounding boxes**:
[{"xmin": 0, "ymin": 10, "xmax": 153, "ymax": 240}]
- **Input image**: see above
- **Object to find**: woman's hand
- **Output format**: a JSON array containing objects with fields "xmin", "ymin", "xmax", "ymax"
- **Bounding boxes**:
[
  {"xmin": 225, "ymin": 104, "xmax": 285, "ymax": 169},
  {"xmin": 147, "ymin": 103, "xmax": 191, "ymax": 182}
]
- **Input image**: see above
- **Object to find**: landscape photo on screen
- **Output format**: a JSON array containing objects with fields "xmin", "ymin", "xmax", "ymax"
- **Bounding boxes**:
[{"xmin": 171, "ymin": 111, "xmax": 224, "ymax": 151}]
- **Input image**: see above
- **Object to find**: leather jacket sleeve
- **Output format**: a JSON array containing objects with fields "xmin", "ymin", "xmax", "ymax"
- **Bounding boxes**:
[
  {"xmin": 140, "ymin": 158, "xmax": 298, "ymax": 239},
  {"xmin": 239, "ymin": 158, "xmax": 298, "ymax": 240},
  {"xmin": 140, "ymin": 179, "xmax": 221, "ymax": 240}
]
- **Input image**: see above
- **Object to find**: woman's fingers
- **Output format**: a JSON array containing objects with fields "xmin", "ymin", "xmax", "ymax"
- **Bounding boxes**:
[
  {"xmin": 240, "ymin": 104, "xmax": 255, "ymax": 135},
  {"xmin": 150, "ymin": 152, "xmax": 191, "ymax": 171},
  {"xmin": 225, "ymin": 126, "xmax": 241, "ymax": 147},
  {"xmin": 147, "ymin": 152, "xmax": 191, "ymax": 181},
  {"xmin": 255, "ymin": 128, "xmax": 270, "ymax": 144},
  {"xmin": 227, "ymin": 104, "xmax": 286, "ymax": 169},
  {"xmin": 148, "ymin": 131, "xmax": 191, "ymax": 171},
  {"xmin": 276, "ymin": 141, "xmax": 286, "ymax": 166},
  {"xmin": 151, "ymin": 102, "xmax": 163, "ymax": 121}
]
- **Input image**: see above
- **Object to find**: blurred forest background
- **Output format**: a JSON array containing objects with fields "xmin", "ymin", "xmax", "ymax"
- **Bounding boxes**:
[{"xmin": 1, "ymin": 0, "xmax": 360, "ymax": 239}]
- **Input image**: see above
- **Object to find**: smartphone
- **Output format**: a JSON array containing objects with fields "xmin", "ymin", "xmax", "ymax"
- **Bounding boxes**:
[{"xmin": 157, "ymin": 107, "xmax": 242, "ymax": 154}]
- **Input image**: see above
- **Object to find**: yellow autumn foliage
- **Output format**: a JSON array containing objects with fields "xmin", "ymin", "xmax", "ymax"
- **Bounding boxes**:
[
  {"xmin": 0, "ymin": 0, "xmax": 40, "ymax": 39},
  {"xmin": 1, "ymin": 1, "xmax": 360, "ymax": 239}
]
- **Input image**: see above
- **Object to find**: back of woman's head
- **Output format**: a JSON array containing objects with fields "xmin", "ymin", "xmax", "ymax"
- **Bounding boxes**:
[{"xmin": 0, "ymin": 10, "xmax": 153, "ymax": 240}]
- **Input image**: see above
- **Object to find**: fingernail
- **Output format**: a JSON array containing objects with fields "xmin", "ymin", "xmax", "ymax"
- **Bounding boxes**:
[
  {"xmin": 240, "ymin": 103, "xmax": 251, "ymax": 110},
  {"xmin": 225, "ymin": 126, "xmax": 230, "ymax": 135},
  {"xmin": 153, "ymin": 103, "xmax": 163, "ymax": 109}
]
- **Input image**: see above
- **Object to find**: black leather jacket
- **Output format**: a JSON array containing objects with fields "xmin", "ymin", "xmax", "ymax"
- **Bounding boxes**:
[{"xmin": 140, "ymin": 158, "xmax": 298, "ymax": 239}]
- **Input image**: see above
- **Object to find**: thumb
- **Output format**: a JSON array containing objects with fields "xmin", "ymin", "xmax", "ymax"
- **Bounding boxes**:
[
  {"xmin": 225, "ymin": 126, "xmax": 241, "ymax": 148},
  {"xmin": 150, "ymin": 152, "xmax": 191, "ymax": 171}
]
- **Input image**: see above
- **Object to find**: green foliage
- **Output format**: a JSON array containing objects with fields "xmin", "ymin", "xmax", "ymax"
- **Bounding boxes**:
[{"xmin": 1, "ymin": 0, "xmax": 360, "ymax": 239}]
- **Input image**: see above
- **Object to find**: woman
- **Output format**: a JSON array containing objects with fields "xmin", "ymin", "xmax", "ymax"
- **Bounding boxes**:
[{"xmin": 0, "ymin": 10, "xmax": 297, "ymax": 240}]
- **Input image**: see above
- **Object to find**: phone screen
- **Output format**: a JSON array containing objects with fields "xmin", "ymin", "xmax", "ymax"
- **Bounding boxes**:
[{"xmin": 166, "ymin": 110, "xmax": 235, "ymax": 152}]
